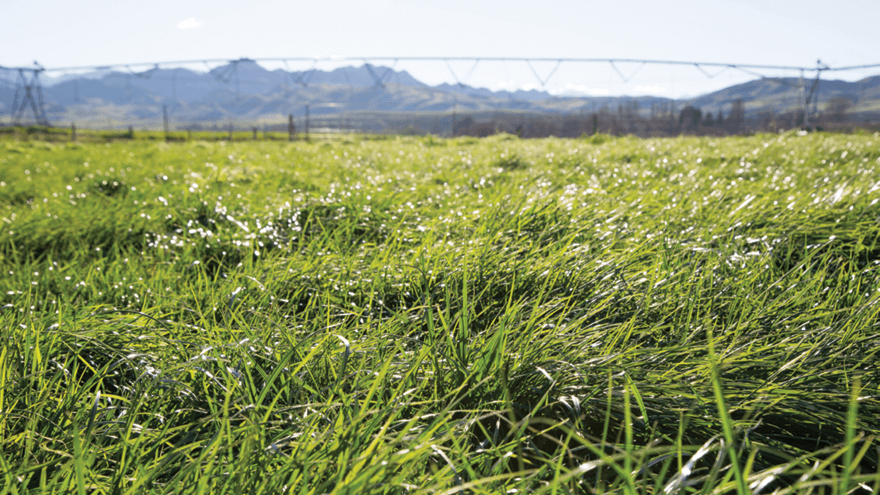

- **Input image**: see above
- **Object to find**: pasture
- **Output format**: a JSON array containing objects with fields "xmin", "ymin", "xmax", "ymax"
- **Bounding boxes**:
[{"xmin": 0, "ymin": 130, "xmax": 879, "ymax": 493}]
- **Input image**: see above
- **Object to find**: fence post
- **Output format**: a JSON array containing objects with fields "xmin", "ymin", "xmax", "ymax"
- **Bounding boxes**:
[
  {"xmin": 288, "ymin": 113, "xmax": 295, "ymax": 141},
  {"xmin": 163, "ymin": 105, "xmax": 170, "ymax": 141},
  {"xmin": 127, "ymin": 125, "xmax": 134, "ymax": 139},
  {"xmin": 71, "ymin": 123, "xmax": 76, "ymax": 142},
  {"xmin": 305, "ymin": 104, "xmax": 310, "ymax": 142},
  {"xmin": 451, "ymin": 103, "xmax": 457, "ymax": 137},
  {"xmin": 228, "ymin": 121, "xmax": 233, "ymax": 141}
]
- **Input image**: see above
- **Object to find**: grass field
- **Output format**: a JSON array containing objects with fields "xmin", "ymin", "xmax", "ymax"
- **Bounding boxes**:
[{"xmin": 1, "ymin": 130, "xmax": 879, "ymax": 494}]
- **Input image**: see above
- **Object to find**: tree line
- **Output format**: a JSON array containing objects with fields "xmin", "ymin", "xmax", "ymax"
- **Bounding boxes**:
[{"xmin": 451, "ymin": 97, "xmax": 869, "ymax": 138}]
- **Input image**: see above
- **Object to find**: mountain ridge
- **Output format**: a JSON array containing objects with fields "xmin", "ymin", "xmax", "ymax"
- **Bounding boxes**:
[{"xmin": 2, "ymin": 60, "xmax": 878, "ymax": 125}]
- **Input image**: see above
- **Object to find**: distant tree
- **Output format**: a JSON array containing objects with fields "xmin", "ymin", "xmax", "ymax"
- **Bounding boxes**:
[
  {"xmin": 561, "ymin": 119, "xmax": 588, "ymax": 138},
  {"xmin": 598, "ymin": 105, "xmax": 612, "ymax": 134},
  {"xmin": 726, "ymin": 99, "xmax": 746, "ymax": 133},
  {"xmin": 825, "ymin": 97, "xmax": 853, "ymax": 123},
  {"xmin": 468, "ymin": 122, "xmax": 496, "ymax": 137},
  {"xmin": 679, "ymin": 106, "xmax": 702, "ymax": 133},
  {"xmin": 616, "ymin": 100, "xmax": 640, "ymax": 134},
  {"xmin": 453, "ymin": 116, "xmax": 474, "ymax": 135},
  {"xmin": 758, "ymin": 110, "xmax": 778, "ymax": 131},
  {"xmin": 703, "ymin": 111, "xmax": 715, "ymax": 127}
]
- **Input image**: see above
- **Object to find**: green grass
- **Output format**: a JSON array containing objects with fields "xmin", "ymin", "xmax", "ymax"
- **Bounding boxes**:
[{"xmin": 0, "ymin": 130, "xmax": 879, "ymax": 494}]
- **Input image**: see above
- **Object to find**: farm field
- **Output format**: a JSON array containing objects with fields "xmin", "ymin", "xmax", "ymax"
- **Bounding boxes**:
[{"xmin": 1, "ymin": 131, "xmax": 879, "ymax": 494}]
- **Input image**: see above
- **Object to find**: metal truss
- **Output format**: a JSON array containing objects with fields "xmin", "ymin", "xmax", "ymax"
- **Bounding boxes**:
[
  {"xmin": 1, "ymin": 56, "xmax": 876, "ymax": 127},
  {"xmin": 7, "ymin": 63, "xmax": 50, "ymax": 126}
]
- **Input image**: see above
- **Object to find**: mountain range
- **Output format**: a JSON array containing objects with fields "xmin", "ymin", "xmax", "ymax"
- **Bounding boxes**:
[{"xmin": 1, "ymin": 59, "xmax": 878, "ymax": 127}]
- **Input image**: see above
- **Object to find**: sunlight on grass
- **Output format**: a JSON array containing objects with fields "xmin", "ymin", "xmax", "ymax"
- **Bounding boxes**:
[{"xmin": 0, "ymin": 131, "xmax": 878, "ymax": 493}]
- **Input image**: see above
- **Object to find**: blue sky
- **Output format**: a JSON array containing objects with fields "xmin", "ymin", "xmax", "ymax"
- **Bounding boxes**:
[{"xmin": 2, "ymin": 0, "xmax": 878, "ymax": 98}]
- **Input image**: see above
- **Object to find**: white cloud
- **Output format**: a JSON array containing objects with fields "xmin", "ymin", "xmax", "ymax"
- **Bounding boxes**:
[
  {"xmin": 492, "ymin": 81, "xmax": 519, "ymax": 92},
  {"xmin": 633, "ymin": 85, "xmax": 668, "ymax": 94},
  {"xmin": 178, "ymin": 18, "xmax": 203, "ymax": 30},
  {"xmin": 550, "ymin": 83, "xmax": 611, "ymax": 97}
]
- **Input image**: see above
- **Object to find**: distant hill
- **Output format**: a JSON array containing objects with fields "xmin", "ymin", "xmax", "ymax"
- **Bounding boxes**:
[
  {"xmin": 40, "ymin": 61, "xmax": 429, "ymax": 105},
  {"xmin": 685, "ymin": 76, "xmax": 880, "ymax": 121},
  {"xmin": 2, "ymin": 60, "xmax": 878, "ymax": 126}
]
